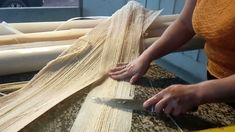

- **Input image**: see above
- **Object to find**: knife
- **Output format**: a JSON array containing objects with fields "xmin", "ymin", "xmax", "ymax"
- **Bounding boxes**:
[
  {"xmin": 92, "ymin": 97, "xmax": 155, "ymax": 112},
  {"xmin": 92, "ymin": 97, "xmax": 198, "ymax": 113}
]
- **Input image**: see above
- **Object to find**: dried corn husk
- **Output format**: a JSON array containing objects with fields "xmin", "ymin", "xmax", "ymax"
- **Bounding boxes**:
[{"xmin": 0, "ymin": 2, "xmax": 160, "ymax": 131}]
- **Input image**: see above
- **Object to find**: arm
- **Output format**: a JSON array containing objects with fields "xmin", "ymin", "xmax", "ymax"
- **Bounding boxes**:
[
  {"xmin": 141, "ymin": 0, "xmax": 196, "ymax": 63},
  {"xmin": 109, "ymin": 0, "xmax": 197, "ymax": 83},
  {"xmin": 198, "ymin": 74, "xmax": 235, "ymax": 104}
]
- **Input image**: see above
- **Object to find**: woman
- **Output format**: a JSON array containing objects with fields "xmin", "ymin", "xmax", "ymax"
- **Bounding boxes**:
[{"xmin": 109, "ymin": 0, "xmax": 235, "ymax": 116}]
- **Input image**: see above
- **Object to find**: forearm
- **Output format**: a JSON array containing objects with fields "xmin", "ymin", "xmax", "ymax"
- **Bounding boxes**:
[
  {"xmin": 139, "ymin": 0, "xmax": 196, "ymax": 63},
  {"xmin": 140, "ymin": 18, "xmax": 195, "ymax": 63},
  {"xmin": 198, "ymin": 74, "xmax": 235, "ymax": 104}
]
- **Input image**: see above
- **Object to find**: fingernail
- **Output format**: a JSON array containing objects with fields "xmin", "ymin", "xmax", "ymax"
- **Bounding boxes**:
[{"xmin": 129, "ymin": 80, "xmax": 134, "ymax": 84}]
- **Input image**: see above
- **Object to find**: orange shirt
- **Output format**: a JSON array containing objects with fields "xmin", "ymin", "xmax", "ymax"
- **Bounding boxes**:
[{"xmin": 192, "ymin": 0, "xmax": 235, "ymax": 78}]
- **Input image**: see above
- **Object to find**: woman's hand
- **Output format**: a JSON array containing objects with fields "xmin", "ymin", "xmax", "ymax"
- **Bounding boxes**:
[
  {"xmin": 109, "ymin": 57, "xmax": 151, "ymax": 84},
  {"xmin": 143, "ymin": 84, "xmax": 202, "ymax": 116}
]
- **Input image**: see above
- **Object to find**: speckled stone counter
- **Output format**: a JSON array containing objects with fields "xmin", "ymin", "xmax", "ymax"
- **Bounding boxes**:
[
  {"xmin": 130, "ymin": 65, "xmax": 235, "ymax": 132},
  {"xmin": 1, "ymin": 65, "xmax": 235, "ymax": 132}
]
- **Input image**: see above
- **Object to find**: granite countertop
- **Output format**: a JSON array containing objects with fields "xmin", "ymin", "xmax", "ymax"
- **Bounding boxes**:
[{"xmin": 1, "ymin": 64, "xmax": 235, "ymax": 132}]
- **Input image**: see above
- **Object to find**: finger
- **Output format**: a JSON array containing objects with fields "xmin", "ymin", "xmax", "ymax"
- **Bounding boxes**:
[
  {"xmin": 130, "ymin": 74, "xmax": 140, "ymax": 84},
  {"xmin": 172, "ymin": 107, "xmax": 181, "ymax": 116},
  {"xmin": 155, "ymin": 96, "xmax": 170, "ymax": 113},
  {"xmin": 164, "ymin": 103, "xmax": 174, "ymax": 115},
  {"xmin": 143, "ymin": 92, "xmax": 164, "ymax": 108},
  {"xmin": 109, "ymin": 68, "xmax": 127, "ymax": 76},
  {"xmin": 116, "ymin": 62, "xmax": 128, "ymax": 66},
  {"xmin": 110, "ymin": 71, "xmax": 131, "ymax": 80},
  {"xmin": 109, "ymin": 65, "xmax": 126, "ymax": 73},
  {"xmin": 165, "ymin": 99, "xmax": 179, "ymax": 115}
]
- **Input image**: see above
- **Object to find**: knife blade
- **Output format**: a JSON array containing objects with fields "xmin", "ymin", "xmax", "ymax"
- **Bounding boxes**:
[
  {"xmin": 92, "ymin": 97, "xmax": 154, "ymax": 112},
  {"xmin": 92, "ymin": 97, "xmax": 198, "ymax": 113}
]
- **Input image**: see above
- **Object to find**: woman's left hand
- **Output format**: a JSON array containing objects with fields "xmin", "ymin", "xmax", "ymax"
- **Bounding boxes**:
[{"xmin": 143, "ymin": 84, "xmax": 201, "ymax": 116}]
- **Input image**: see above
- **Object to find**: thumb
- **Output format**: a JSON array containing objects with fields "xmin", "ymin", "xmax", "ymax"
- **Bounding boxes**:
[{"xmin": 130, "ymin": 74, "xmax": 140, "ymax": 84}]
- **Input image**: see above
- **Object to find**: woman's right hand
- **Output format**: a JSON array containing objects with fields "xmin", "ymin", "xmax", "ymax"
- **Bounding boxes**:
[{"xmin": 109, "ymin": 57, "xmax": 151, "ymax": 84}]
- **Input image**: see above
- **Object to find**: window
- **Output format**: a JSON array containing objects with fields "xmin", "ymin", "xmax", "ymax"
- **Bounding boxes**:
[{"xmin": 0, "ymin": 0, "xmax": 80, "ymax": 22}]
